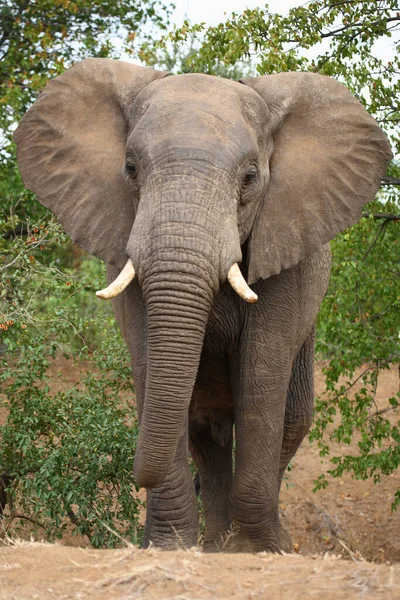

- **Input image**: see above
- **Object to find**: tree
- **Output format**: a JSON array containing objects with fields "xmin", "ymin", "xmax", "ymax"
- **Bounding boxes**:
[
  {"xmin": 0, "ymin": 0, "xmax": 170, "ymax": 131},
  {"xmin": 1, "ymin": 0, "xmax": 172, "ymax": 216},
  {"xmin": 0, "ymin": 0, "xmax": 173, "ymax": 544},
  {"xmin": 139, "ymin": 32, "xmax": 254, "ymax": 79},
  {"xmin": 148, "ymin": 1, "xmax": 400, "ymax": 507},
  {"xmin": 154, "ymin": 2, "xmax": 399, "ymax": 143}
]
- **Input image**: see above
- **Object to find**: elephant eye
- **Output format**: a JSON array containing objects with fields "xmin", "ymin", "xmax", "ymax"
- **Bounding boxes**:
[
  {"xmin": 243, "ymin": 165, "xmax": 258, "ymax": 185},
  {"xmin": 125, "ymin": 162, "xmax": 137, "ymax": 177}
]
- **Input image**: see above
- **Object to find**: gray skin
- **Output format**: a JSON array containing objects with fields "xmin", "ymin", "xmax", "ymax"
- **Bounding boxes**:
[
  {"xmin": 13, "ymin": 60, "xmax": 392, "ymax": 553},
  {"xmin": 109, "ymin": 248, "xmax": 330, "ymax": 552},
  {"xmin": 109, "ymin": 75, "xmax": 332, "ymax": 552}
]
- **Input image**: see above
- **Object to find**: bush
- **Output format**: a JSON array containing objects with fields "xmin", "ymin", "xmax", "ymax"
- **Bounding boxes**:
[
  {"xmin": 0, "ymin": 207, "xmax": 143, "ymax": 547},
  {"xmin": 312, "ymin": 198, "xmax": 400, "ymax": 509}
]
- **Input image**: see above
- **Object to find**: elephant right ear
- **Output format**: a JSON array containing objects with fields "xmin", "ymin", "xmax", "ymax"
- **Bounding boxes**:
[{"xmin": 14, "ymin": 59, "xmax": 168, "ymax": 268}]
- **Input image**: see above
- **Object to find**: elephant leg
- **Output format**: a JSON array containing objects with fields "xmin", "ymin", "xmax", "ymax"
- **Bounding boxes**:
[
  {"xmin": 229, "ymin": 339, "xmax": 294, "ymax": 554},
  {"xmin": 279, "ymin": 326, "xmax": 315, "ymax": 486},
  {"xmin": 142, "ymin": 424, "xmax": 198, "ymax": 550},
  {"xmin": 109, "ymin": 278, "xmax": 198, "ymax": 549},
  {"xmin": 189, "ymin": 413, "xmax": 233, "ymax": 552}
]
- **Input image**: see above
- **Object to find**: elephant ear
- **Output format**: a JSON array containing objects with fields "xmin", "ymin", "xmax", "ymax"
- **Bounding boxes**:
[
  {"xmin": 240, "ymin": 72, "xmax": 393, "ymax": 284},
  {"xmin": 14, "ymin": 58, "xmax": 168, "ymax": 267}
]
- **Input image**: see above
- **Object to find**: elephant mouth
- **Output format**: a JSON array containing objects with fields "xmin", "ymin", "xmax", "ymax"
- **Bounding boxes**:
[{"xmin": 96, "ymin": 258, "xmax": 258, "ymax": 303}]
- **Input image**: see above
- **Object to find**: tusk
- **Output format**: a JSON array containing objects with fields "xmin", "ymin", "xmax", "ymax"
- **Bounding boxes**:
[
  {"xmin": 227, "ymin": 263, "xmax": 258, "ymax": 304},
  {"xmin": 96, "ymin": 259, "xmax": 135, "ymax": 300}
]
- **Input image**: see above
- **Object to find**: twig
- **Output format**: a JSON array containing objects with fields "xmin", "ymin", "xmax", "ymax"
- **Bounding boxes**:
[
  {"xmin": 304, "ymin": 500, "xmax": 363, "ymax": 562},
  {"xmin": 8, "ymin": 513, "xmax": 47, "ymax": 531},
  {"xmin": 0, "ymin": 251, "xmax": 24, "ymax": 272},
  {"xmin": 0, "ymin": 475, "xmax": 12, "ymax": 517},
  {"xmin": 362, "ymin": 212, "xmax": 400, "ymax": 221},
  {"xmin": 336, "ymin": 537, "xmax": 360, "ymax": 563},
  {"xmin": 100, "ymin": 521, "xmax": 135, "ymax": 548},
  {"xmin": 1, "ymin": 225, "xmax": 28, "ymax": 239},
  {"xmin": 324, "ymin": 358, "xmax": 398, "ymax": 405},
  {"xmin": 66, "ymin": 507, "xmax": 80, "ymax": 526},
  {"xmin": 380, "ymin": 176, "xmax": 400, "ymax": 186},
  {"xmin": 366, "ymin": 405, "xmax": 398, "ymax": 421},
  {"xmin": 362, "ymin": 219, "xmax": 389, "ymax": 261}
]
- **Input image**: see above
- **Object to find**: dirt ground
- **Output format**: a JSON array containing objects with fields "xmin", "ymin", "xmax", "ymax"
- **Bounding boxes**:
[
  {"xmin": 0, "ymin": 543, "xmax": 399, "ymax": 600},
  {"xmin": 0, "ymin": 359, "xmax": 399, "ymax": 598}
]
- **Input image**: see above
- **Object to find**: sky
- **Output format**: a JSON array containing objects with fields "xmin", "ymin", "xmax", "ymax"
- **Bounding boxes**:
[{"xmin": 171, "ymin": 0, "xmax": 300, "ymax": 25}]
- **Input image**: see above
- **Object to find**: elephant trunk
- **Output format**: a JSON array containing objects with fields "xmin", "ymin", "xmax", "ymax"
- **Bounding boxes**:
[
  {"xmin": 127, "ymin": 178, "xmax": 242, "ymax": 489},
  {"xmin": 132, "ymin": 263, "xmax": 214, "ymax": 488}
]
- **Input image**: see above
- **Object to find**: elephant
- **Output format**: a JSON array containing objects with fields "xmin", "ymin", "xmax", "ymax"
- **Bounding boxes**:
[{"xmin": 14, "ymin": 59, "xmax": 392, "ymax": 553}]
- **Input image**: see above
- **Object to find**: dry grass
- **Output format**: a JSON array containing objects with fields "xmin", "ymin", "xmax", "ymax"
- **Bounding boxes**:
[{"xmin": 0, "ymin": 545, "xmax": 398, "ymax": 600}]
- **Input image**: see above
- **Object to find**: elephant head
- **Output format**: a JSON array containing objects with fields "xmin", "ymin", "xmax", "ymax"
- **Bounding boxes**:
[{"xmin": 14, "ymin": 59, "xmax": 392, "ymax": 488}]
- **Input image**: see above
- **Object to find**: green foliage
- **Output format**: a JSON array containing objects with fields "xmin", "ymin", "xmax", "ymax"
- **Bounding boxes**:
[
  {"xmin": 0, "ymin": 209, "xmax": 142, "ymax": 547},
  {"xmin": 1, "ymin": 0, "xmax": 171, "ymax": 130},
  {"xmin": 312, "ymin": 198, "xmax": 400, "ymax": 509},
  {"xmin": 0, "ymin": 0, "xmax": 177, "ymax": 544},
  {"xmin": 0, "ymin": 0, "xmax": 172, "ymax": 221},
  {"xmin": 140, "ymin": 26, "xmax": 254, "ymax": 78},
  {"xmin": 153, "ymin": 2, "xmax": 400, "ymax": 149},
  {"xmin": 0, "ymin": 200, "xmax": 114, "ymax": 350},
  {"xmin": 1, "ymin": 340, "xmax": 141, "ymax": 547}
]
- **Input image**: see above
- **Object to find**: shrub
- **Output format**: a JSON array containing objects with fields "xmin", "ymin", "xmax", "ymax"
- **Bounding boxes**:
[{"xmin": 0, "ymin": 207, "xmax": 143, "ymax": 547}]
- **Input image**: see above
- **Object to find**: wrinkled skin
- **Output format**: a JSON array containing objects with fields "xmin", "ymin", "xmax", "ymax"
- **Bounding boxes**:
[
  {"xmin": 14, "ymin": 60, "xmax": 392, "ymax": 552},
  {"xmin": 109, "ymin": 245, "xmax": 330, "ymax": 552}
]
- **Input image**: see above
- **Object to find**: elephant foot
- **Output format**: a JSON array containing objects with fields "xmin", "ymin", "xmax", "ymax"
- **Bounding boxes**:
[
  {"xmin": 274, "ymin": 523, "xmax": 293, "ymax": 553},
  {"xmin": 214, "ymin": 521, "xmax": 293, "ymax": 554},
  {"xmin": 142, "ymin": 522, "xmax": 198, "ymax": 550},
  {"xmin": 142, "ymin": 534, "xmax": 198, "ymax": 551},
  {"xmin": 202, "ymin": 530, "xmax": 235, "ymax": 553}
]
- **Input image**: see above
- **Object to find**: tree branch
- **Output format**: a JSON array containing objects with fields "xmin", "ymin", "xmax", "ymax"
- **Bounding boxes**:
[
  {"xmin": 0, "ymin": 474, "xmax": 13, "ymax": 517},
  {"xmin": 367, "ymin": 404, "xmax": 398, "ymax": 421},
  {"xmin": 286, "ymin": 14, "xmax": 400, "ymax": 44},
  {"xmin": 1, "ymin": 225, "xmax": 28, "ymax": 239},
  {"xmin": 381, "ymin": 176, "xmax": 400, "ymax": 186},
  {"xmin": 323, "ymin": 357, "xmax": 399, "ymax": 406},
  {"xmin": 9, "ymin": 513, "xmax": 47, "ymax": 530},
  {"xmin": 362, "ymin": 212, "xmax": 400, "ymax": 221},
  {"xmin": 321, "ymin": 16, "xmax": 400, "ymax": 39}
]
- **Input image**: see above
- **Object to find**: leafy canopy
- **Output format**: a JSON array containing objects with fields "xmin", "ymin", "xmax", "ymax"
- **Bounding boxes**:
[{"xmin": 152, "ymin": 2, "xmax": 399, "ymax": 144}]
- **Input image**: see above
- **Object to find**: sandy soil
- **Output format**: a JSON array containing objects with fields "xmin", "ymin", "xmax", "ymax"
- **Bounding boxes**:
[
  {"xmin": 0, "ymin": 359, "xmax": 399, "ymax": 598},
  {"xmin": 0, "ymin": 543, "xmax": 399, "ymax": 600},
  {"xmin": 279, "ymin": 362, "xmax": 400, "ymax": 563}
]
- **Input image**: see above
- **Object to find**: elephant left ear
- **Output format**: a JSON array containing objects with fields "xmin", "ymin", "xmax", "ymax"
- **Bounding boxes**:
[{"xmin": 240, "ymin": 72, "xmax": 393, "ymax": 285}]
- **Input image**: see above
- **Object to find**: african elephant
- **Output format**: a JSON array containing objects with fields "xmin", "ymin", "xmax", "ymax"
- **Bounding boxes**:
[{"xmin": 14, "ymin": 59, "xmax": 392, "ymax": 553}]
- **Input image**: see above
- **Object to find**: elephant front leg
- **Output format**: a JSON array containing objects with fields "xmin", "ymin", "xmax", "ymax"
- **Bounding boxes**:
[
  {"xmin": 229, "ymin": 342, "xmax": 293, "ymax": 553},
  {"xmin": 142, "ymin": 428, "xmax": 198, "ymax": 549}
]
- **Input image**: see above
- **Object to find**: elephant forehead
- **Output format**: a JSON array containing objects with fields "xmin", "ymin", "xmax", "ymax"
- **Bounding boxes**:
[
  {"xmin": 129, "ymin": 73, "xmax": 268, "ymax": 133},
  {"xmin": 130, "ymin": 111, "xmax": 259, "ymax": 168},
  {"xmin": 134, "ymin": 72, "xmax": 243, "ymax": 105},
  {"xmin": 128, "ymin": 75, "xmax": 264, "ymax": 164}
]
